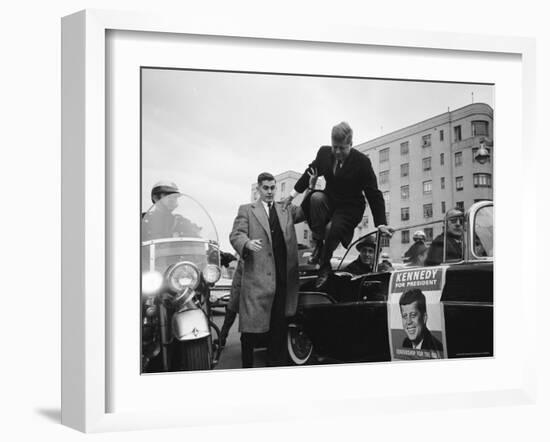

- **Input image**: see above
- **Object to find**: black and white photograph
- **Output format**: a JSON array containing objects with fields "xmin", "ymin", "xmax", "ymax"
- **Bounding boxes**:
[{"xmin": 140, "ymin": 68, "xmax": 494, "ymax": 373}]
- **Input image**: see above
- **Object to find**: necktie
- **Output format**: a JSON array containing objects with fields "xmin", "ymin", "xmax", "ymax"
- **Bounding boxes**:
[
  {"xmin": 335, "ymin": 160, "xmax": 342, "ymax": 176},
  {"xmin": 268, "ymin": 202, "xmax": 275, "ymax": 225}
]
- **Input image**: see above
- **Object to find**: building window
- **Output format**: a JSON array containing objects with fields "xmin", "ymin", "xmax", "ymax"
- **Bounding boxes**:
[
  {"xmin": 423, "ymin": 203, "xmax": 433, "ymax": 218},
  {"xmin": 441, "ymin": 201, "xmax": 446, "ymax": 214},
  {"xmin": 422, "ymin": 157, "xmax": 432, "ymax": 171},
  {"xmin": 454, "ymin": 125, "xmax": 462, "ymax": 142},
  {"xmin": 474, "ymin": 173, "xmax": 492, "ymax": 188},
  {"xmin": 472, "ymin": 147, "xmax": 491, "ymax": 163},
  {"xmin": 401, "ymin": 185, "xmax": 409, "ymax": 200},
  {"xmin": 379, "ymin": 170, "xmax": 389, "ymax": 185},
  {"xmin": 423, "ymin": 180, "xmax": 432, "ymax": 195},
  {"xmin": 379, "ymin": 147, "xmax": 390, "ymax": 163},
  {"xmin": 400, "ymin": 141, "xmax": 409, "ymax": 155},
  {"xmin": 425, "ymin": 227, "xmax": 434, "ymax": 242},
  {"xmin": 454, "ymin": 151, "xmax": 463, "ymax": 167},
  {"xmin": 400, "ymin": 163, "xmax": 409, "ymax": 178},
  {"xmin": 456, "ymin": 201, "xmax": 464, "ymax": 211},
  {"xmin": 456, "ymin": 176, "xmax": 464, "ymax": 191},
  {"xmin": 281, "ymin": 182, "xmax": 286, "ymax": 195},
  {"xmin": 422, "ymin": 134, "xmax": 431, "ymax": 147},
  {"xmin": 381, "ymin": 236, "xmax": 390, "ymax": 247},
  {"xmin": 401, "ymin": 230, "xmax": 410, "ymax": 244},
  {"xmin": 440, "ymin": 177, "xmax": 445, "ymax": 189},
  {"xmin": 401, "ymin": 207, "xmax": 410, "ymax": 221},
  {"xmin": 440, "ymin": 130, "xmax": 444, "ymax": 141},
  {"xmin": 383, "ymin": 191, "xmax": 390, "ymax": 210},
  {"xmin": 440, "ymin": 153, "xmax": 444, "ymax": 165},
  {"xmin": 472, "ymin": 120, "xmax": 489, "ymax": 137}
]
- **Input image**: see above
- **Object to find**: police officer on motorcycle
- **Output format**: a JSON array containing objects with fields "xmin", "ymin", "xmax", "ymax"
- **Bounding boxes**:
[{"xmin": 142, "ymin": 181, "xmax": 201, "ymax": 240}]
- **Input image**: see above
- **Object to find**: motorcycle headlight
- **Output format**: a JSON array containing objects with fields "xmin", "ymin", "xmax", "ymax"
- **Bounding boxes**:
[
  {"xmin": 166, "ymin": 262, "xmax": 200, "ymax": 292},
  {"xmin": 142, "ymin": 271, "xmax": 163, "ymax": 295},
  {"xmin": 202, "ymin": 264, "xmax": 221, "ymax": 284}
]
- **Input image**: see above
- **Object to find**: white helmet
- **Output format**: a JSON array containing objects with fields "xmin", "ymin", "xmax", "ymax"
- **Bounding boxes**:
[{"xmin": 413, "ymin": 230, "xmax": 426, "ymax": 241}]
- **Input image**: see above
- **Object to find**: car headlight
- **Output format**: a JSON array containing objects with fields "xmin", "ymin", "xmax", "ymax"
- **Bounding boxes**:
[
  {"xmin": 166, "ymin": 262, "xmax": 200, "ymax": 292},
  {"xmin": 202, "ymin": 264, "xmax": 221, "ymax": 284},
  {"xmin": 142, "ymin": 271, "xmax": 163, "ymax": 295}
]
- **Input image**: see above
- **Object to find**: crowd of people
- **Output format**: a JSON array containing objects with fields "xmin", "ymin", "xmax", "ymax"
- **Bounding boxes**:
[{"xmin": 145, "ymin": 121, "xmax": 466, "ymax": 368}]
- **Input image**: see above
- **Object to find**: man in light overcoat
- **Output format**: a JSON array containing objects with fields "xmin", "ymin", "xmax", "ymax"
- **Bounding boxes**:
[{"xmin": 230, "ymin": 172, "xmax": 306, "ymax": 367}]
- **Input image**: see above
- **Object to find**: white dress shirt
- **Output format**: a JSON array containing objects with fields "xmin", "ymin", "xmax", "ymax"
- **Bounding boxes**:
[{"xmin": 261, "ymin": 200, "xmax": 272, "ymax": 218}]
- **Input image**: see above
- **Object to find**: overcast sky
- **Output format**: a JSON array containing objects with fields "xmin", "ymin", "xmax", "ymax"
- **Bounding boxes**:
[{"xmin": 142, "ymin": 68, "xmax": 493, "ymax": 252}]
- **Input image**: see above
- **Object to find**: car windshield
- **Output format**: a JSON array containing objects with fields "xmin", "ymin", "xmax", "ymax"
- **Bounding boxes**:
[
  {"xmin": 141, "ymin": 194, "xmax": 220, "ymax": 273},
  {"xmin": 474, "ymin": 205, "xmax": 493, "ymax": 257}
]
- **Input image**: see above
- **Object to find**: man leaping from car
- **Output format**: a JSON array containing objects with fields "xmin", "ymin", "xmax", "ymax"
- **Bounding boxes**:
[{"xmin": 283, "ymin": 121, "xmax": 393, "ymax": 289}]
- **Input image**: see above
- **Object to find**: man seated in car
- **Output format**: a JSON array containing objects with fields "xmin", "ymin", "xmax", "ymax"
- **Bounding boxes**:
[
  {"xmin": 426, "ymin": 208, "xmax": 464, "ymax": 266},
  {"xmin": 344, "ymin": 236, "xmax": 377, "ymax": 275}
]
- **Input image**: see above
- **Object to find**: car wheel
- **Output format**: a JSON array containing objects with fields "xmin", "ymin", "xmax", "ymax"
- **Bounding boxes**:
[{"xmin": 287, "ymin": 323, "xmax": 313, "ymax": 365}]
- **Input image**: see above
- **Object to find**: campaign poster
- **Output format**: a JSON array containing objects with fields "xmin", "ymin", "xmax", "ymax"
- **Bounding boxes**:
[{"xmin": 388, "ymin": 266, "xmax": 447, "ymax": 360}]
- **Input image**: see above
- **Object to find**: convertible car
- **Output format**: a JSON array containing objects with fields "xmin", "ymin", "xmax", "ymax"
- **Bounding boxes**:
[{"xmin": 287, "ymin": 200, "xmax": 493, "ymax": 365}]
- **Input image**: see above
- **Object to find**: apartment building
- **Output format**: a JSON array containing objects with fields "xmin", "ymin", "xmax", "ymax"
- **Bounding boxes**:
[{"xmin": 355, "ymin": 102, "xmax": 493, "ymax": 261}]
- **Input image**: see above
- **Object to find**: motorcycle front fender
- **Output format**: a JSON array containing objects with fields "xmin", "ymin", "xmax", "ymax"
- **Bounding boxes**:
[{"xmin": 172, "ymin": 308, "xmax": 210, "ymax": 341}]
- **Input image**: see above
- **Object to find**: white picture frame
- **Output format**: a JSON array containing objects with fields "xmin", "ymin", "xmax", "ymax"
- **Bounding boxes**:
[{"xmin": 61, "ymin": 9, "xmax": 537, "ymax": 433}]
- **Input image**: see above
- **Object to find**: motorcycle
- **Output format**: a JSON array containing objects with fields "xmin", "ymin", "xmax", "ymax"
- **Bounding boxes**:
[{"xmin": 141, "ymin": 193, "xmax": 223, "ymax": 373}]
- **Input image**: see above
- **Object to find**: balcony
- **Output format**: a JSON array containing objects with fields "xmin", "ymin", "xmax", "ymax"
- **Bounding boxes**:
[{"xmin": 452, "ymin": 135, "xmax": 491, "ymax": 152}]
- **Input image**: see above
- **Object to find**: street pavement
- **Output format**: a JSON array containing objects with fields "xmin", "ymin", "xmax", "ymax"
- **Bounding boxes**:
[
  {"xmin": 211, "ymin": 308, "xmax": 332, "ymax": 370},
  {"xmin": 212, "ymin": 309, "xmax": 269, "ymax": 370}
]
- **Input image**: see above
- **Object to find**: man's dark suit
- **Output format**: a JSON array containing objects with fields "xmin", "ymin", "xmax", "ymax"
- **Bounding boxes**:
[
  {"xmin": 344, "ymin": 258, "xmax": 372, "ymax": 275},
  {"xmin": 294, "ymin": 146, "xmax": 387, "ymax": 271},
  {"xmin": 402, "ymin": 328, "xmax": 443, "ymax": 354},
  {"xmin": 296, "ymin": 146, "xmax": 386, "ymax": 231},
  {"xmin": 426, "ymin": 233, "xmax": 462, "ymax": 266}
]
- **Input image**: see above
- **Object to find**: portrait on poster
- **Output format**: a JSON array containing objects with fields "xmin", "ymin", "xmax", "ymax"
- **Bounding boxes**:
[{"xmin": 388, "ymin": 267, "xmax": 446, "ymax": 360}]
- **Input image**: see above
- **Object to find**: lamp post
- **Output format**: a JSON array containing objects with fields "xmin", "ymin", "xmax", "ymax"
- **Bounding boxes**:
[{"xmin": 475, "ymin": 137, "xmax": 492, "ymax": 164}]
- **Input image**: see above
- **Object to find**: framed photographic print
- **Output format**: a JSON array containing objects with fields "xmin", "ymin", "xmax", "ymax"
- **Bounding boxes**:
[{"xmin": 61, "ymin": 9, "xmax": 537, "ymax": 433}]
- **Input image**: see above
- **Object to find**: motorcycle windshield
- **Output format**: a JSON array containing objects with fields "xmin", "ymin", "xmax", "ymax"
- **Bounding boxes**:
[{"xmin": 141, "ymin": 193, "xmax": 220, "ymax": 273}]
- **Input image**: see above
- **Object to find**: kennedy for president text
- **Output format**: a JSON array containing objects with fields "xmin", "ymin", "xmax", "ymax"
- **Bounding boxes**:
[{"xmin": 390, "ymin": 268, "xmax": 443, "ymax": 293}]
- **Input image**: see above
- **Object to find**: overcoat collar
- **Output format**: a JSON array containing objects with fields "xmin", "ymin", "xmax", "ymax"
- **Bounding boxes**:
[
  {"xmin": 251, "ymin": 200, "xmax": 288, "ymax": 244},
  {"xmin": 251, "ymin": 200, "xmax": 272, "ymax": 244},
  {"xmin": 275, "ymin": 202, "xmax": 288, "ymax": 232}
]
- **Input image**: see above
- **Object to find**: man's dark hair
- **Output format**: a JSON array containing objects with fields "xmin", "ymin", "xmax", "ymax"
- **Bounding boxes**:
[
  {"xmin": 331, "ymin": 121, "xmax": 353, "ymax": 145},
  {"xmin": 399, "ymin": 289, "xmax": 427, "ymax": 315},
  {"xmin": 257, "ymin": 172, "xmax": 276, "ymax": 185}
]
